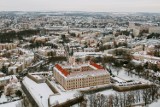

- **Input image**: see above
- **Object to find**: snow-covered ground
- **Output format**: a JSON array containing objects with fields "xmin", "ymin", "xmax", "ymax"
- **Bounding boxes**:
[
  {"xmin": 149, "ymin": 99, "xmax": 160, "ymax": 107},
  {"xmin": 0, "ymin": 90, "xmax": 20, "ymax": 104},
  {"xmin": 22, "ymin": 77, "xmax": 53, "ymax": 107},
  {"xmin": 111, "ymin": 67, "xmax": 151, "ymax": 83},
  {"xmin": 0, "ymin": 93, "xmax": 8, "ymax": 103},
  {"xmin": 111, "ymin": 66, "xmax": 160, "ymax": 106}
]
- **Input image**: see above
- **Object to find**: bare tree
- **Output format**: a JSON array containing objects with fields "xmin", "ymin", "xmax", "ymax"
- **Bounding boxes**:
[
  {"xmin": 88, "ymin": 94, "xmax": 96, "ymax": 107},
  {"xmin": 108, "ymin": 95, "xmax": 114, "ymax": 107},
  {"xmin": 142, "ymin": 89, "xmax": 150, "ymax": 105},
  {"xmin": 113, "ymin": 94, "xmax": 119, "ymax": 107}
]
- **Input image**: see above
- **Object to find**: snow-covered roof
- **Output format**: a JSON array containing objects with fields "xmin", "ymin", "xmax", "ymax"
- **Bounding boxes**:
[
  {"xmin": 112, "ymin": 76, "xmax": 125, "ymax": 82},
  {"xmin": 49, "ymin": 90, "xmax": 81, "ymax": 106},
  {"xmin": 0, "ymin": 100, "xmax": 23, "ymax": 107},
  {"xmin": 22, "ymin": 77, "xmax": 54, "ymax": 107},
  {"xmin": 133, "ymin": 52, "xmax": 160, "ymax": 62},
  {"xmin": 54, "ymin": 62, "xmax": 107, "ymax": 79},
  {"xmin": 132, "ymin": 39, "xmax": 160, "ymax": 47},
  {"xmin": 0, "ymin": 75, "xmax": 17, "ymax": 81},
  {"xmin": 99, "ymin": 89, "xmax": 116, "ymax": 96},
  {"xmin": 73, "ymin": 52, "xmax": 103, "ymax": 57},
  {"xmin": 67, "ymin": 70, "xmax": 109, "ymax": 79}
]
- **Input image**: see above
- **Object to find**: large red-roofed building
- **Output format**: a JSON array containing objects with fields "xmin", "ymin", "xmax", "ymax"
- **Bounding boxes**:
[{"xmin": 53, "ymin": 62, "xmax": 110, "ymax": 90}]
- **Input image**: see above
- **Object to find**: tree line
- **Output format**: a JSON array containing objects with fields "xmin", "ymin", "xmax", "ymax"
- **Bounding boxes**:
[
  {"xmin": 0, "ymin": 29, "xmax": 40, "ymax": 43},
  {"xmin": 147, "ymin": 33, "xmax": 160, "ymax": 39},
  {"xmin": 88, "ymin": 85, "xmax": 159, "ymax": 107}
]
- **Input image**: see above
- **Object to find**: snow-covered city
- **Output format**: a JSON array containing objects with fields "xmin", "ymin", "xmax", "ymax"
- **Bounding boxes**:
[{"xmin": 0, "ymin": 0, "xmax": 160, "ymax": 107}]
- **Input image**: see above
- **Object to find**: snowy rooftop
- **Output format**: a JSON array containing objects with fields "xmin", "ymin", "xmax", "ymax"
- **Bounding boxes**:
[
  {"xmin": 31, "ymin": 75, "xmax": 43, "ymax": 80},
  {"xmin": 54, "ymin": 62, "xmax": 108, "ymax": 79},
  {"xmin": 133, "ymin": 52, "xmax": 160, "ymax": 62},
  {"xmin": 0, "ymin": 57, "xmax": 8, "ymax": 61},
  {"xmin": 22, "ymin": 77, "xmax": 54, "ymax": 107},
  {"xmin": 49, "ymin": 90, "xmax": 81, "ymax": 106},
  {"xmin": 73, "ymin": 52, "xmax": 103, "ymax": 57},
  {"xmin": 62, "ymin": 63, "xmax": 90, "ymax": 69},
  {"xmin": 0, "ymin": 100, "xmax": 23, "ymax": 107},
  {"xmin": 99, "ymin": 89, "xmax": 116, "ymax": 96},
  {"xmin": 132, "ymin": 39, "xmax": 160, "ymax": 46},
  {"xmin": 112, "ymin": 76, "xmax": 125, "ymax": 82},
  {"xmin": 67, "ymin": 70, "xmax": 108, "ymax": 79},
  {"xmin": 0, "ymin": 75, "xmax": 17, "ymax": 81}
]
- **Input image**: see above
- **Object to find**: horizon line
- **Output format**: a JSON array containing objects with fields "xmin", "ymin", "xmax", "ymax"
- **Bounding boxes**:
[{"xmin": 0, "ymin": 10, "xmax": 160, "ymax": 14}]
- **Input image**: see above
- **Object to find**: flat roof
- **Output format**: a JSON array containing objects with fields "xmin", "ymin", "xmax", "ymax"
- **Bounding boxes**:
[{"xmin": 22, "ymin": 77, "xmax": 53, "ymax": 107}]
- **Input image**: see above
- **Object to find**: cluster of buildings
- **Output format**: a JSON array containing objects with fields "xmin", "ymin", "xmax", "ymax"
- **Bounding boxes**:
[
  {"xmin": 129, "ymin": 22, "xmax": 160, "ymax": 36},
  {"xmin": 37, "ymin": 47, "xmax": 66, "ymax": 57},
  {"xmin": 0, "ymin": 43, "xmax": 17, "ymax": 50},
  {"xmin": 0, "ymin": 46, "xmax": 34, "ymax": 75},
  {"xmin": 0, "ymin": 75, "xmax": 19, "ymax": 96},
  {"xmin": 0, "ymin": 12, "xmax": 160, "ymax": 107}
]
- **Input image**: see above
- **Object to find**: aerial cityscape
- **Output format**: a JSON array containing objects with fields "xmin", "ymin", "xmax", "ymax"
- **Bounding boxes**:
[{"xmin": 0, "ymin": 0, "xmax": 160, "ymax": 107}]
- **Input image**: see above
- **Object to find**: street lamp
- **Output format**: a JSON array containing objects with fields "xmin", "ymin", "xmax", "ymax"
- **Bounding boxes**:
[{"xmin": 40, "ymin": 95, "xmax": 44, "ymax": 107}]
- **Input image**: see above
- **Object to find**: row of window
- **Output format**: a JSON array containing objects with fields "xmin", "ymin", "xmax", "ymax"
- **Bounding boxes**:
[{"xmin": 66, "ymin": 81, "xmax": 108, "ymax": 89}]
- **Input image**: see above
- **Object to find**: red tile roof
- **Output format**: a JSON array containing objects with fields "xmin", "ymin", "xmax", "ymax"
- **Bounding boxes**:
[
  {"xmin": 55, "ymin": 64, "xmax": 69, "ymax": 76},
  {"xmin": 90, "ymin": 62, "xmax": 104, "ymax": 69}
]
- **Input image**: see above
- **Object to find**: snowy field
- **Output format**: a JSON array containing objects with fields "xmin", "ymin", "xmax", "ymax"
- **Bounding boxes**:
[
  {"xmin": 149, "ymin": 99, "xmax": 160, "ymax": 107},
  {"xmin": 111, "ymin": 67, "xmax": 151, "ymax": 83}
]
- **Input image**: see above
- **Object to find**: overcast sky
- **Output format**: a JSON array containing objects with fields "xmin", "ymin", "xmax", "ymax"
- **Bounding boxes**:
[{"xmin": 0, "ymin": 0, "xmax": 160, "ymax": 12}]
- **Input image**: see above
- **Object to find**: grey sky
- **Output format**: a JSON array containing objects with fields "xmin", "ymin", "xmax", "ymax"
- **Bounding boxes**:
[{"xmin": 0, "ymin": 0, "xmax": 160, "ymax": 12}]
